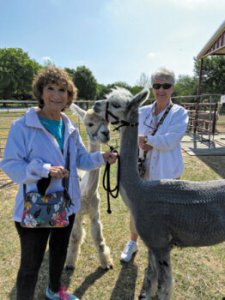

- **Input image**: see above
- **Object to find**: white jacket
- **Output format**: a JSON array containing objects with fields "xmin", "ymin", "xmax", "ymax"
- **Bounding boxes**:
[
  {"xmin": 0, "ymin": 108, "xmax": 105, "ymax": 221},
  {"xmin": 138, "ymin": 102, "xmax": 189, "ymax": 180}
]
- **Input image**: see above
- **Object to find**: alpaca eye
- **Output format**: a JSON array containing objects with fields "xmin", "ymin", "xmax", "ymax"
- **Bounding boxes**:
[
  {"xmin": 88, "ymin": 123, "xmax": 94, "ymax": 127},
  {"xmin": 112, "ymin": 102, "xmax": 121, "ymax": 108}
]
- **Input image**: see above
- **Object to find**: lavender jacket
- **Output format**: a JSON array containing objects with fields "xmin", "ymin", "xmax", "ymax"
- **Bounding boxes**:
[{"xmin": 0, "ymin": 108, "xmax": 105, "ymax": 222}]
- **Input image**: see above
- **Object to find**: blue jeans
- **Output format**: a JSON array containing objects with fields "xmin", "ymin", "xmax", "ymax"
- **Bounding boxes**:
[{"xmin": 15, "ymin": 214, "xmax": 75, "ymax": 300}]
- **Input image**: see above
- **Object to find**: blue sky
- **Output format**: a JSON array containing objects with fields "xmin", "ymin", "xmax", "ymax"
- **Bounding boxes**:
[{"xmin": 0, "ymin": 0, "xmax": 224, "ymax": 86}]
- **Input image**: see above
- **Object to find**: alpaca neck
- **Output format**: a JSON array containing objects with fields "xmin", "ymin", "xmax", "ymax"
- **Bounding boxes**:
[
  {"xmin": 119, "ymin": 113, "xmax": 142, "ymax": 190},
  {"xmin": 88, "ymin": 140, "xmax": 100, "ymax": 153},
  {"xmin": 84, "ymin": 140, "xmax": 101, "ymax": 195}
]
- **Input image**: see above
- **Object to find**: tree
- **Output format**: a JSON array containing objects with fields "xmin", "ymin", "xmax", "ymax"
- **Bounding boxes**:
[
  {"xmin": 174, "ymin": 75, "xmax": 197, "ymax": 97},
  {"xmin": 64, "ymin": 68, "xmax": 76, "ymax": 81},
  {"xmin": 137, "ymin": 72, "xmax": 151, "ymax": 88},
  {"xmin": 0, "ymin": 48, "xmax": 41, "ymax": 99},
  {"xmin": 73, "ymin": 66, "xmax": 97, "ymax": 100},
  {"xmin": 130, "ymin": 85, "xmax": 143, "ymax": 95},
  {"xmin": 96, "ymin": 81, "xmax": 134, "ymax": 99},
  {"xmin": 96, "ymin": 83, "xmax": 110, "ymax": 99},
  {"xmin": 110, "ymin": 81, "xmax": 132, "ymax": 91},
  {"xmin": 194, "ymin": 56, "xmax": 225, "ymax": 94}
]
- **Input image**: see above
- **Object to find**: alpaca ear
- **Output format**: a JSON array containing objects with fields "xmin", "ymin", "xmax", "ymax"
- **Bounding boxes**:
[
  {"xmin": 128, "ymin": 88, "xmax": 150, "ymax": 111},
  {"xmin": 70, "ymin": 103, "xmax": 86, "ymax": 121}
]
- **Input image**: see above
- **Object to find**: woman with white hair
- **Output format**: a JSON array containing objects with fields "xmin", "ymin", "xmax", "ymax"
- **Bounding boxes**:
[{"xmin": 120, "ymin": 67, "xmax": 189, "ymax": 263}]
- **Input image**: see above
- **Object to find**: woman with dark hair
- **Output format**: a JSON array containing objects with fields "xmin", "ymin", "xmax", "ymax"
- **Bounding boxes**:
[{"xmin": 0, "ymin": 67, "xmax": 117, "ymax": 300}]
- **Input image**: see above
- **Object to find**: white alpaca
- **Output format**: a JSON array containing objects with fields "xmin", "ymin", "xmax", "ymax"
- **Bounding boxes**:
[{"xmin": 65, "ymin": 104, "xmax": 113, "ymax": 270}]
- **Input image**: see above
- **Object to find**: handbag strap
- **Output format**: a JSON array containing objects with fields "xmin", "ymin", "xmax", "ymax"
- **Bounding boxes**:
[{"xmin": 62, "ymin": 144, "xmax": 70, "ymax": 191}]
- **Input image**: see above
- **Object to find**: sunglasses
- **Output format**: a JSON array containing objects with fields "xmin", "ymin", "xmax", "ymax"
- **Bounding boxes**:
[
  {"xmin": 152, "ymin": 83, "xmax": 172, "ymax": 90},
  {"xmin": 143, "ymin": 116, "xmax": 155, "ymax": 130}
]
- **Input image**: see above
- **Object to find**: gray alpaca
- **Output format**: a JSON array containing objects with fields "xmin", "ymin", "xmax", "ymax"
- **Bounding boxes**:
[
  {"xmin": 93, "ymin": 88, "xmax": 225, "ymax": 300},
  {"xmin": 65, "ymin": 104, "xmax": 113, "ymax": 270}
]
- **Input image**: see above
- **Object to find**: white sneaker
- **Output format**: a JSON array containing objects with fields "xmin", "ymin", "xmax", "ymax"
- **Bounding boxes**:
[{"xmin": 120, "ymin": 241, "xmax": 138, "ymax": 262}]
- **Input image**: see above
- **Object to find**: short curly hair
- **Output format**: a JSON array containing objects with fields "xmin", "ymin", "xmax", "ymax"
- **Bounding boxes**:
[{"xmin": 32, "ymin": 67, "xmax": 78, "ymax": 109}]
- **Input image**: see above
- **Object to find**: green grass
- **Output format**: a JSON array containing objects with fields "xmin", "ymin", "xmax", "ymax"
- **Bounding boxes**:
[{"xmin": 0, "ymin": 110, "xmax": 225, "ymax": 300}]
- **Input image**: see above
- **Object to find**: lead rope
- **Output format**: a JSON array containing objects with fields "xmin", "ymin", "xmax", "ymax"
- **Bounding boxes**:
[
  {"xmin": 102, "ymin": 145, "xmax": 120, "ymax": 214},
  {"xmin": 141, "ymin": 103, "xmax": 174, "ymax": 162}
]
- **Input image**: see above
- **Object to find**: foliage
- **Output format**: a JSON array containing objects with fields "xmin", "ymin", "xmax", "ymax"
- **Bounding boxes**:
[
  {"xmin": 131, "ymin": 85, "xmax": 144, "ymax": 95},
  {"xmin": 0, "ymin": 48, "xmax": 41, "ymax": 99},
  {"xmin": 174, "ymin": 75, "xmax": 197, "ymax": 98},
  {"xmin": 96, "ymin": 83, "xmax": 111, "ymax": 99},
  {"xmin": 110, "ymin": 81, "xmax": 132, "ymax": 91},
  {"xmin": 73, "ymin": 66, "xmax": 97, "ymax": 100},
  {"xmin": 194, "ymin": 56, "xmax": 225, "ymax": 94},
  {"xmin": 1, "ymin": 47, "xmax": 225, "ymax": 102},
  {"xmin": 96, "ymin": 81, "xmax": 133, "ymax": 99},
  {"xmin": 109, "ymin": 81, "xmax": 132, "ymax": 96},
  {"xmin": 64, "ymin": 67, "xmax": 76, "ymax": 80}
]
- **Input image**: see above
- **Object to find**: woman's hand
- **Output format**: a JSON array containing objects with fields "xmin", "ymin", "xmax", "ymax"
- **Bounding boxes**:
[
  {"xmin": 49, "ymin": 166, "xmax": 69, "ymax": 179},
  {"xmin": 139, "ymin": 136, "xmax": 153, "ymax": 151},
  {"xmin": 103, "ymin": 151, "xmax": 118, "ymax": 164}
]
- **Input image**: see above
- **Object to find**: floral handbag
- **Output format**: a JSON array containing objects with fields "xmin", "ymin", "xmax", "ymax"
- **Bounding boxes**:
[
  {"xmin": 21, "ymin": 188, "xmax": 71, "ymax": 228},
  {"xmin": 21, "ymin": 149, "xmax": 72, "ymax": 228}
]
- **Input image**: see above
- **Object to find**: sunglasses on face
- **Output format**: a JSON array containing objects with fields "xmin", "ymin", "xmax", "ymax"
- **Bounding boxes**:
[{"xmin": 152, "ymin": 83, "xmax": 172, "ymax": 90}]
